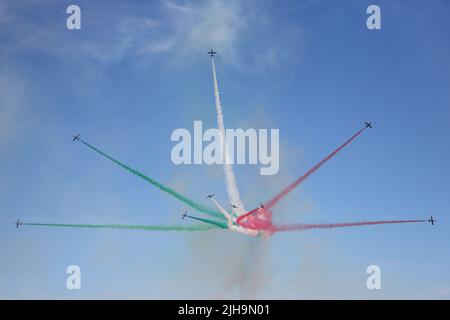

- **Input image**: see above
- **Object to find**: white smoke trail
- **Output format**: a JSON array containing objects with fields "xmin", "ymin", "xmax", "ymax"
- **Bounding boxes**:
[
  {"xmin": 211, "ymin": 57, "xmax": 246, "ymax": 216},
  {"xmin": 209, "ymin": 197, "xmax": 259, "ymax": 236}
]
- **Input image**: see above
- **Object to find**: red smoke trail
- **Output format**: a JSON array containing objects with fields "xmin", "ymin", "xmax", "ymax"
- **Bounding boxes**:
[
  {"xmin": 236, "ymin": 208, "xmax": 258, "ymax": 226},
  {"xmin": 237, "ymin": 208, "xmax": 274, "ymax": 231},
  {"xmin": 235, "ymin": 125, "xmax": 426, "ymax": 235},
  {"xmin": 237, "ymin": 126, "xmax": 367, "ymax": 225},
  {"xmin": 275, "ymin": 219, "xmax": 426, "ymax": 232},
  {"xmin": 264, "ymin": 126, "xmax": 366, "ymax": 210},
  {"xmin": 236, "ymin": 208, "xmax": 425, "ymax": 234}
]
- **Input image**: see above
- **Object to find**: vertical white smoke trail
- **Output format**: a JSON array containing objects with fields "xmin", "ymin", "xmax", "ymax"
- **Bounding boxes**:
[{"xmin": 211, "ymin": 57, "xmax": 246, "ymax": 216}]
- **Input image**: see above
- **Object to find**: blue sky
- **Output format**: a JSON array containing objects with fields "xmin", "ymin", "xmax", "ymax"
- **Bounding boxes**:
[{"xmin": 1, "ymin": 0, "xmax": 449, "ymax": 299}]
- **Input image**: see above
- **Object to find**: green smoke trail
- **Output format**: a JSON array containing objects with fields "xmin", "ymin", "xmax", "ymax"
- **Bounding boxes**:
[
  {"xmin": 79, "ymin": 139, "xmax": 225, "ymax": 220},
  {"xmin": 23, "ymin": 222, "xmax": 218, "ymax": 232},
  {"xmin": 185, "ymin": 215, "xmax": 228, "ymax": 229}
]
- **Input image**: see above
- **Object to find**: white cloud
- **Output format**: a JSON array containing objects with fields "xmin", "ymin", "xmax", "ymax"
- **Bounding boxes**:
[
  {"xmin": 163, "ymin": 0, "xmax": 246, "ymax": 60},
  {"xmin": 0, "ymin": 0, "xmax": 303, "ymax": 70},
  {"xmin": 159, "ymin": 0, "xmax": 304, "ymax": 70}
]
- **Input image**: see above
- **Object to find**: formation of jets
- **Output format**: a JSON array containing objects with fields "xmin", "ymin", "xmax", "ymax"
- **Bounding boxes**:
[
  {"xmin": 12, "ymin": 45, "xmax": 435, "ymax": 239},
  {"xmin": 11, "ymin": 119, "xmax": 436, "ymax": 235}
]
